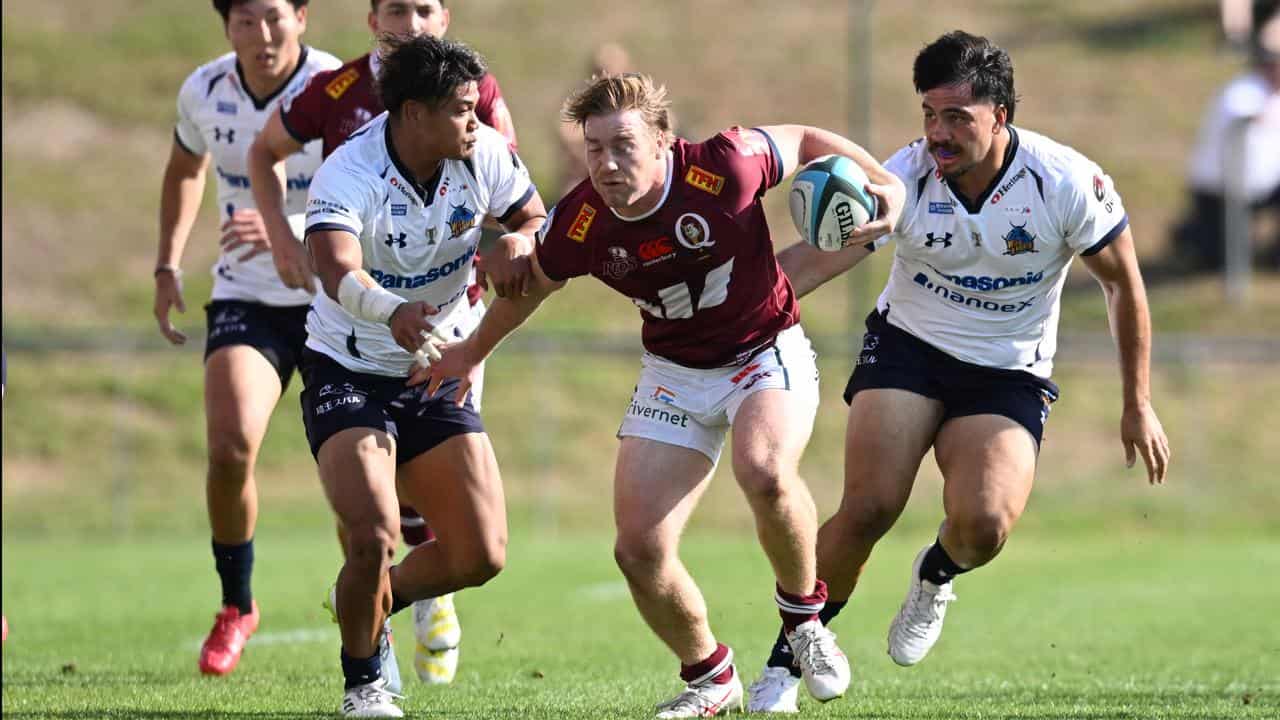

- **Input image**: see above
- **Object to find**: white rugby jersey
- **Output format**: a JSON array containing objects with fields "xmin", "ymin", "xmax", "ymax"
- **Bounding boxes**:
[
  {"xmin": 871, "ymin": 126, "xmax": 1128, "ymax": 378},
  {"xmin": 304, "ymin": 116, "xmax": 536, "ymax": 376},
  {"xmin": 175, "ymin": 47, "xmax": 341, "ymax": 306}
]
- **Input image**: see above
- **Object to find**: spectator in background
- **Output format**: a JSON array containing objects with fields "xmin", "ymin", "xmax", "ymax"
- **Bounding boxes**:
[
  {"xmin": 555, "ymin": 42, "xmax": 633, "ymax": 196},
  {"xmin": 1174, "ymin": 3, "xmax": 1280, "ymax": 270}
]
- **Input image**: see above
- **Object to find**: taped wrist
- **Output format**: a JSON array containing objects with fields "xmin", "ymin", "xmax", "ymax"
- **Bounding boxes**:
[{"xmin": 337, "ymin": 270, "xmax": 404, "ymax": 324}]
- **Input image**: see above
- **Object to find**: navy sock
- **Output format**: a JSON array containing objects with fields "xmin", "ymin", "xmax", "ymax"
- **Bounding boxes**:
[
  {"xmin": 918, "ymin": 539, "xmax": 968, "ymax": 585},
  {"xmin": 389, "ymin": 588, "xmax": 411, "ymax": 617},
  {"xmin": 212, "ymin": 539, "xmax": 254, "ymax": 614},
  {"xmin": 341, "ymin": 649, "xmax": 383, "ymax": 690},
  {"xmin": 766, "ymin": 599, "xmax": 848, "ymax": 676}
]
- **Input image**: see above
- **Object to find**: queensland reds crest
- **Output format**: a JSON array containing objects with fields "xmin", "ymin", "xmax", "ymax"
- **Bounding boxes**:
[
  {"xmin": 674, "ymin": 213, "xmax": 713, "ymax": 250},
  {"xmin": 603, "ymin": 246, "xmax": 638, "ymax": 280}
]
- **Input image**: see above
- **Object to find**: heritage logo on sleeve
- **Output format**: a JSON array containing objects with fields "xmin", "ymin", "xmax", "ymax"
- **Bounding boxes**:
[
  {"xmin": 684, "ymin": 165, "xmax": 725, "ymax": 196},
  {"xmin": 567, "ymin": 204, "xmax": 597, "ymax": 242}
]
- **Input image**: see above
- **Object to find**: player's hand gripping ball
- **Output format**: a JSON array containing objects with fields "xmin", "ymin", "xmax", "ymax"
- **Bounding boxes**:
[{"xmin": 789, "ymin": 154, "xmax": 878, "ymax": 252}]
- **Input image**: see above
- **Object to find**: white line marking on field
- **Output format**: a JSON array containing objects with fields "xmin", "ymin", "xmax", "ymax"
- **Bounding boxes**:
[
  {"xmin": 580, "ymin": 581, "xmax": 629, "ymax": 601},
  {"xmin": 187, "ymin": 627, "xmax": 333, "ymax": 650}
]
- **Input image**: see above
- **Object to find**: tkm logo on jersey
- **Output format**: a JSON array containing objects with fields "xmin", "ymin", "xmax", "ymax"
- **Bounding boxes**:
[
  {"xmin": 447, "ymin": 204, "xmax": 478, "ymax": 239},
  {"xmin": 1002, "ymin": 221, "xmax": 1038, "ymax": 255}
]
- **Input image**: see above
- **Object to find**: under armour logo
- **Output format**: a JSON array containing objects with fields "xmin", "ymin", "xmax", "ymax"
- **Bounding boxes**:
[
  {"xmin": 924, "ymin": 232, "xmax": 953, "ymax": 248},
  {"xmin": 384, "ymin": 232, "xmax": 407, "ymax": 249},
  {"xmin": 213, "ymin": 127, "xmax": 236, "ymax": 143}
]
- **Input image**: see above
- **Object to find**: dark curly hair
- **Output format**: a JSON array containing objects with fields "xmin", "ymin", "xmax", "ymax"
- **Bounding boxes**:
[{"xmin": 914, "ymin": 31, "xmax": 1018, "ymax": 123}]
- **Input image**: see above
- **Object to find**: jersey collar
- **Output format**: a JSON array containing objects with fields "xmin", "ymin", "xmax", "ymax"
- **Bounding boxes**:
[
  {"xmin": 383, "ymin": 120, "xmax": 444, "ymax": 205},
  {"xmin": 943, "ymin": 125, "xmax": 1021, "ymax": 214},
  {"xmin": 610, "ymin": 150, "xmax": 675, "ymax": 222},
  {"xmin": 234, "ymin": 45, "xmax": 311, "ymax": 111}
]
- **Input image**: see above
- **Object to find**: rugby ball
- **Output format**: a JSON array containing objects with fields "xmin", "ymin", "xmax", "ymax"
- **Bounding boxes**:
[{"xmin": 788, "ymin": 154, "xmax": 878, "ymax": 252}]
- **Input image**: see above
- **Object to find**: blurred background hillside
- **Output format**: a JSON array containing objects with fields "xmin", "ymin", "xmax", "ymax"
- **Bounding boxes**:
[{"xmin": 2, "ymin": 0, "xmax": 1278, "ymax": 540}]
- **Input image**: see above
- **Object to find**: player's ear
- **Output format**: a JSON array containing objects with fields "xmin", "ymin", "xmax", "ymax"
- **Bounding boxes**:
[
  {"xmin": 294, "ymin": 3, "xmax": 308, "ymax": 32},
  {"xmin": 992, "ymin": 103, "xmax": 1007, "ymax": 133}
]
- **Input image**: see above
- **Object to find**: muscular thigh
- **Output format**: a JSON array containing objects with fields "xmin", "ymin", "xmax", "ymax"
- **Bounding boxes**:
[
  {"xmin": 396, "ymin": 432, "xmax": 505, "ymax": 545},
  {"xmin": 204, "ymin": 344, "xmax": 284, "ymax": 448},
  {"xmin": 614, "ymin": 437, "xmax": 715, "ymax": 546},
  {"xmin": 933, "ymin": 414, "xmax": 1038, "ymax": 524},
  {"xmin": 842, "ymin": 388, "xmax": 944, "ymax": 511},
  {"xmin": 727, "ymin": 325, "xmax": 821, "ymax": 475}
]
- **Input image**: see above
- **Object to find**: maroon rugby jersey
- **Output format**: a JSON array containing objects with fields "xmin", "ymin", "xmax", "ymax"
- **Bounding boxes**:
[
  {"xmin": 537, "ymin": 127, "xmax": 799, "ymax": 368},
  {"xmin": 281, "ymin": 52, "xmax": 517, "ymax": 158}
]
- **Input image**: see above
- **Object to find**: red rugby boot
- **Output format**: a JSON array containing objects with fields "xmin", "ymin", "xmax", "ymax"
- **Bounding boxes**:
[{"xmin": 198, "ymin": 602, "xmax": 260, "ymax": 675}]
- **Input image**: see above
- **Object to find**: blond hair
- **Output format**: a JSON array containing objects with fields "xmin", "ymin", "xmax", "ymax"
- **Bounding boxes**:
[{"xmin": 562, "ymin": 73, "xmax": 673, "ymax": 138}]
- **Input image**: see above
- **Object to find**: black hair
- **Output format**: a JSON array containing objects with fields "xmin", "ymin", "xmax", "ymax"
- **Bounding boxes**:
[
  {"xmin": 212, "ymin": 0, "xmax": 309, "ymax": 24},
  {"xmin": 377, "ymin": 34, "xmax": 486, "ymax": 115},
  {"xmin": 913, "ymin": 31, "xmax": 1018, "ymax": 123},
  {"xmin": 370, "ymin": 0, "xmax": 447, "ymax": 9}
]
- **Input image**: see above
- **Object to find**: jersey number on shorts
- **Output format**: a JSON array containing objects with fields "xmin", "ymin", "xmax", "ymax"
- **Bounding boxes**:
[{"xmin": 633, "ymin": 258, "xmax": 734, "ymax": 319}]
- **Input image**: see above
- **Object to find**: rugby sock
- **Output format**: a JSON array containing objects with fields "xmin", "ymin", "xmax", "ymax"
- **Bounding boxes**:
[
  {"xmin": 341, "ymin": 648, "xmax": 383, "ymax": 690},
  {"xmin": 919, "ymin": 538, "xmax": 968, "ymax": 585},
  {"xmin": 400, "ymin": 504, "xmax": 435, "ymax": 546},
  {"xmin": 819, "ymin": 599, "xmax": 848, "ymax": 625},
  {"xmin": 776, "ymin": 579, "xmax": 828, "ymax": 632},
  {"xmin": 680, "ymin": 643, "xmax": 735, "ymax": 685},
  {"xmin": 211, "ymin": 538, "xmax": 254, "ymax": 615}
]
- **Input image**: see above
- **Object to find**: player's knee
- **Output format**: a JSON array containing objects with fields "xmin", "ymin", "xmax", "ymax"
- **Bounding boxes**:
[
  {"xmin": 345, "ymin": 522, "xmax": 397, "ymax": 575},
  {"xmin": 614, "ymin": 533, "xmax": 669, "ymax": 582},
  {"xmin": 454, "ymin": 535, "xmax": 506, "ymax": 587},
  {"xmin": 948, "ymin": 513, "xmax": 1011, "ymax": 563},
  {"xmin": 207, "ymin": 433, "xmax": 254, "ymax": 480},
  {"xmin": 734, "ymin": 457, "xmax": 792, "ymax": 507},
  {"xmin": 833, "ymin": 497, "xmax": 901, "ymax": 544}
]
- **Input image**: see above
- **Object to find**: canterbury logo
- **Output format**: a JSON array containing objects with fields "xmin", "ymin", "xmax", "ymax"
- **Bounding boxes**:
[
  {"xmin": 684, "ymin": 165, "xmax": 725, "ymax": 195},
  {"xmin": 325, "ymin": 68, "xmax": 360, "ymax": 99}
]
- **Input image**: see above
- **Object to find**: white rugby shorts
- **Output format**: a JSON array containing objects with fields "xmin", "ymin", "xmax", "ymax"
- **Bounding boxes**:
[{"xmin": 617, "ymin": 324, "xmax": 820, "ymax": 463}]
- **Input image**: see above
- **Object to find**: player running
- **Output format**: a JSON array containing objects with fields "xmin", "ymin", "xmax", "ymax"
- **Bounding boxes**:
[
  {"xmin": 247, "ymin": 0, "xmax": 522, "ymax": 687},
  {"xmin": 153, "ymin": 0, "xmax": 340, "ymax": 677},
  {"xmin": 299, "ymin": 35, "xmax": 545, "ymax": 717},
  {"xmin": 749, "ymin": 30, "xmax": 1171, "ymax": 712},
  {"xmin": 417, "ymin": 73, "xmax": 905, "ymax": 718}
]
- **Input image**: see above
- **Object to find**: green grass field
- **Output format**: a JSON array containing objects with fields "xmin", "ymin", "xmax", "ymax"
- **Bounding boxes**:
[{"xmin": 2, "ymin": 528, "xmax": 1276, "ymax": 719}]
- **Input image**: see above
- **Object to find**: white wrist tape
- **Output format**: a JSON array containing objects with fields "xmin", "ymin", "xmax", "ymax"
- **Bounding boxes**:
[
  {"xmin": 413, "ymin": 327, "xmax": 453, "ymax": 367},
  {"xmin": 337, "ymin": 270, "xmax": 404, "ymax": 324}
]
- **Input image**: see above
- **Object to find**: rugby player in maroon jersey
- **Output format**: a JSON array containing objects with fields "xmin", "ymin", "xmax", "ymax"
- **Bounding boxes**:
[
  {"xmin": 245, "ymin": 0, "xmax": 520, "ymax": 687},
  {"xmin": 415, "ymin": 73, "xmax": 905, "ymax": 717}
]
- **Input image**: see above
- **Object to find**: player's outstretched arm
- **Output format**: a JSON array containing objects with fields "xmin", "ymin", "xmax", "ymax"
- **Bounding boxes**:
[
  {"xmin": 411, "ymin": 250, "xmax": 564, "ymax": 404},
  {"xmin": 1080, "ymin": 226, "xmax": 1170, "ymax": 485},
  {"xmin": 155, "ymin": 139, "xmax": 210, "ymax": 345},
  {"xmin": 776, "ymin": 240, "xmax": 875, "ymax": 299},
  {"xmin": 248, "ymin": 110, "xmax": 314, "ymax": 291},
  {"xmin": 479, "ymin": 192, "xmax": 548, "ymax": 299}
]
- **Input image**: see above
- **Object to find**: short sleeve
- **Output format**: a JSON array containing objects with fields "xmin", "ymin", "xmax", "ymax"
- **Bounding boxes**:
[
  {"xmin": 1058, "ymin": 153, "xmax": 1129, "ymax": 256},
  {"xmin": 280, "ymin": 70, "xmax": 333, "ymax": 145},
  {"xmin": 476, "ymin": 73, "xmax": 518, "ymax": 150},
  {"xmin": 718, "ymin": 127, "xmax": 784, "ymax": 195},
  {"xmin": 304, "ymin": 157, "xmax": 372, "ymax": 240},
  {"xmin": 534, "ymin": 201, "xmax": 593, "ymax": 282},
  {"xmin": 476, "ymin": 127, "xmax": 536, "ymax": 225},
  {"xmin": 174, "ymin": 75, "xmax": 208, "ymax": 157}
]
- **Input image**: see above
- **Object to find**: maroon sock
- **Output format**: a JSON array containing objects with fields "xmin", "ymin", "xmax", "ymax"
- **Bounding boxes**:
[
  {"xmin": 776, "ymin": 579, "xmax": 828, "ymax": 632},
  {"xmin": 400, "ymin": 505, "xmax": 436, "ymax": 546},
  {"xmin": 680, "ymin": 643, "xmax": 734, "ymax": 685}
]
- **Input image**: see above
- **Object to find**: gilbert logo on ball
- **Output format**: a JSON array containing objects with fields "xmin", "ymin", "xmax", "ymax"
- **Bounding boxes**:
[{"xmin": 789, "ymin": 155, "xmax": 877, "ymax": 252}]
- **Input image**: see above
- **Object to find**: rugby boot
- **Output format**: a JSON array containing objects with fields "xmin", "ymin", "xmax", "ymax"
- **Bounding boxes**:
[
  {"xmin": 198, "ymin": 601, "xmax": 259, "ymax": 675},
  {"xmin": 655, "ymin": 666, "xmax": 744, "ymax": 718},
  {"xmin": 887, "ymin": 545, "xmax": 957, "ymax": 666},
  {"xmin": 746, "ymin": 665, "xmax": 800, "ymax": 713},
  {"xmin": 412, "ymin": 593, "xmax": 461, "ymax": 684},
  {"xmin": 786, "ymin": 620, "xmax": 850, "ymax": 701},
  {"xmin": 341, "ymin": 677, "xmax": 404, "ymax": 718}
]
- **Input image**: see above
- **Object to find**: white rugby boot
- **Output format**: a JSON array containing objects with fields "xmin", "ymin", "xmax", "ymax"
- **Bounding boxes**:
[
  {"xmin": 341, "ymin": 678, "xmax": 404, "ymax": 718},
  {"xmin": 887, "ymin": 545, "xmax": 958, "ymax": 666},
  {"xmin": 746, "ymin": 666, "xmax": 800, "ymax": 713},
  {"xmin": 655, "ymin": 668, "xmax": 744, "ymax": 718},
  {"xmin": 786, "ymin": 620, "xmax": 850, "ymax": 702},
  {"xmin": 412, "ymin": 593, "xmax": 461, "ymax": 684},
  {"xmin": 324, "ymin": 584, "xmax": 404, "ymax": 695}
]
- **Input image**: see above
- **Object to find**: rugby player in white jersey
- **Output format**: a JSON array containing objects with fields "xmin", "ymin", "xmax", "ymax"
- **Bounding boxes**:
[
  {"xmin": 299, "ymin": 35, "xmax": 544, "ymax": 717},
  {"xmin": 748, "ymin": 31, "xmax": 1171, "ymax": 712},
  {"xmin": 152, "ymin": 0, "xmax": 340, "ymax": 677}
]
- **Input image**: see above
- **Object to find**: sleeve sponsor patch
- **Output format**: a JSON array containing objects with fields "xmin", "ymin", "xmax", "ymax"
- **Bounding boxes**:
[
  {"xmin": 684, "ymin": 165, "xmax": 725, "ymax": 196},
  {"xmin": 325, "ymin": 68, "xmax": 360, "ymax": 100},
  {"xmin": 567, "ymin": 203, "xmax": 597, "ymax": 242}
]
